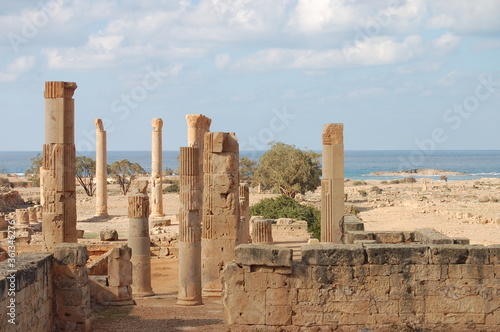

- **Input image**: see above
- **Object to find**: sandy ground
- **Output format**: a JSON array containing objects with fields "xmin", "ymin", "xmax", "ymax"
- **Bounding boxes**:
[{"xmin": 5, "ymin": 176, "xmax": 500, "ymax": 330}]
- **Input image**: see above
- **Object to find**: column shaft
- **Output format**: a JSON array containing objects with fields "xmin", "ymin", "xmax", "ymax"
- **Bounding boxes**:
[
  {"xmin": 150, "ymin": 118, "xmax": 164, "ymax": 218},
  {"xmin": 95, "ymin": 119, "xmax": 108, "ymax": 216}
]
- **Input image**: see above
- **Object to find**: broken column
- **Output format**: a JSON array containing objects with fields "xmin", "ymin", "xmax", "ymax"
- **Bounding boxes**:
[
  {"xmin": 42, "ymin": 81, "xmax": 78, "ymax": 251},
  {"xmin": 177, "ymin": 114, "xmax": 211, "ymax": 305},
  {"xmin": 150, "ymin": 118, "xmax": 164, "ymax": 218},
  {"xmin": 95, "ymin": 119, "xmax": 108, "ymax": 216},
  {"xmin": 238, "ymin": 183, "xmax": 251, "ymax": 244},
  {"xmin": 177, "ymin": 147, "xmax": 203, "ymax": 305},
  {"xmin": 251, "ymin": 218, "xmax": 273, "ymax": 245},
  {"xmin": 28, "ymin": 207, "xmax": 38, "ymax": 222},
  {"xmin": 321, "ymin": 123, "xmax": 345, "ymax": 243},
  {"xmin": 128, "ymin": 184, "xmax": 154, "ymax": 297},
  {"xmin": 201, "ymin": 132, "xmax": 240, "ymax": 297},
  {"xmin": 16, "ymin": 208, "xmax": 30, "ymax": 226}
]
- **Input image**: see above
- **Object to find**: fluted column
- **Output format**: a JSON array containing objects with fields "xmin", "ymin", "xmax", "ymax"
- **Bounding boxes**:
[
  {"xmin": 201, "ymin": 132, "xmax": 240, "ymax": 297},
  {"xmin": 150, "ymin": 118, "xmax": 164, "ymax": 218},
  {"xmin": 177, "ymin": 147, "xmax": 203, "ymax": 305},
  {"xmin": 95, "ymin": 119, "xmax": 108, "ymax": 216},
  {"xmin": 128, "ymin": 191, "xmax": 154, "ymax": 297},
  {"xmin": 321, "ymin": 123, "xmax": 345, "ymax": 243},
  {"xmin": 238, "ymin": 183, "xmax": 251, "ymax": 244},
  {"xmin": 251, "ymin": 219, "xmax": 273, "ymax": 245},
  {"xmin": 42, "ymin": 81, "xmax": 78, "ymax": 251}
]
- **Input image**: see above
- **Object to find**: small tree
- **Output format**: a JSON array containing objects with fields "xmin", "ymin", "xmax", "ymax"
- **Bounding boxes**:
[
  {"xmin": 440, "ymin": 175, "xmax": 448, "ymax": 182},
  {"xmin": 25, "ymin": 153, "xmax": 42, "ymax": 187},
  {"xmin": 109, "ymin": 159, "xmax": 145, "ymax": 195},
  {"xmin": 254, "ymin": 142, "xmax": 321, "ymax": 198},
  {"xmin": 239, "ymin": 157, "xmax": 258, "ymax": 185},
  {"xmin": 76, "ymin": 156, "xmax": 96, "ymax": 196}
]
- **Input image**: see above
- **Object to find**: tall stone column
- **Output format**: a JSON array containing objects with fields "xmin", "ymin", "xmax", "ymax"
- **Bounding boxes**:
[
  {"xmin": 150, "ymin": 118, "xmax": 164, "ymax": 218},
  {"xmin": 177, "ymin": 114, "xmax": 211, "ymax": 304},
  {"xmin": 177, "ymin": 147, "xmax": 203, "ymax": 305},
  {"xmin": 95, "ymin": 119, "xmax": 108, "ymax": 216},
  {"xmin": 201, "ymin": 132, "xmax": 240, "ymax": 297},
  {"xmin": 321, "ymin": 123, "xmax": 345, "ymax": 243},
  {"xmin": 128, "ymin": 189, "xmax": 154, "ymax": 297},
  {"xmin": 42, "ymin": 81, "xmax": 78, "ymax": 251},
  {"xmin": 238, "ymin": 183, "xmax": 251, "ymax": 244}
]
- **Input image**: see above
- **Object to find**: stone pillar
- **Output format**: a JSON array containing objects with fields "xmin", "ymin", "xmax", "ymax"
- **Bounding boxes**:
[
  {"xmin": 321, "ymin": 123, "xmax": 345, "ymax": 243},
  {"xmin": 176, "ymin": 114, "xmax": 211, "ymax": 304},
  {"xmin": 201, "ymin": 132, "xmax": 240, "ymax": 297},
  {"xmin": 238, "ymin": 183, "xmax": 251, "ymax": 244},
  {"xmin": 27, "ymin": 207, "xmax": 38, "ymax": 222},
  {"xmin": 251, "ymin": 219, "xmax": 273, "ymax": 244},
  {"xmin": 42, "ymin": 81, "xmax": 78, "ymax": 251},
  {"xmin": 95, "ymin": 119, "xmax": 108, "ymax": 216},
  {"xmin": 107, "ymin": 245, "xmax": 133, "ymax": 304},
  {"xmin": 53, "ymin": 243, "xmax": 91, "ymax": 331},
  {"xmin": 150, "ymin": 118, "xmax": 164, "ymax": 218},
  {"xmin": 128, "ymin": 190, "xmax": 154, "ymax": 297},
  {"xmin": 16, "ymin": 208, "xmax": 30, "ymax": 226},
  {"xmin": 177, "ymin": 147, "xmax": 203, "ymax": 305}
]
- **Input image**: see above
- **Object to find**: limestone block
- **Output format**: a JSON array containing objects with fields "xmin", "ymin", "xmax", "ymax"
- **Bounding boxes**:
[
  {"xmin": 235, "ymin": 244, "xmax": 292, "ymax": 268},
  {"xmin": 346, "ymin": 231, "xmax": 373, "ymax": 244},
  {"xmin": 373, "ymin": 231, "xmax": 404, "ymax": 244},
  {"xmin": 54, "ymin": 243, "xmax": 88, "ymax": 266},
  {"xmin": 344, "ymin": 219, "xmax": 365, "ymax": 232},
  {"xmin": 488, "ymin": 244, "xmax": 500, "ymax": 265},
  {"xmin": 301, "ymin": 244, "xmax": 366, "ymax": 266},
  {"xmin": 365, "ymin": 244, "xmax": 429, "ymax": 265},
  {"xmin": 265, "ymin": 305, "xmax": 292, "ymax": 326},
  {"xmin": 414, "ymin": 228, "xmax": 453, "ymax": 244},
  {"xmin": 428, "ymin": 245, "xmax": 470, "ymax": 265},
  {"xmin": 453, "ymin": 237, "xmax": 470, "ymax": 245},
  {"xmin": 100, "ymin": 229, "xmax": 118, "ymax": 241}
]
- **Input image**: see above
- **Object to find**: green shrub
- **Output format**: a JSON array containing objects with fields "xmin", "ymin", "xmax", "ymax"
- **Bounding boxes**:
[
  {"xmin": 163, "ymin": 181, "xmax": 180, "ymax": 193},
  {"xmin": 352, "ymin": 181, "xmax": 367, "ymax": 186},
  {"xmin": 402, "ymin": 177, "xmax": 417, "ymax": 183},
  {"xmin": 358, "ymin": 190, "xmax": 368, "ymax": 197},
  {"xmin": 371, "ymin": 186, "xmax": 383, "ymax": 194},
  {"xmin": 390, "ymin": 179, "xmax": 400, "ymax": 184},
  {"xmin": 380, "ymin": 180, "xmax": 388, "ymax": 185},
  {"xmin": 250, "ymin": 195, "xmax": 320, "ymax": 239}
]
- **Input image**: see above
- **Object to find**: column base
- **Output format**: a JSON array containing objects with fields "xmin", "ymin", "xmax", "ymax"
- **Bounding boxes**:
[
  {"xmin": 176, "ymin": 298, "xmax": 203, "ymax": 306},
  {"xmin": 202, "ymin": 288, "xmax": 222, "ymax": 298},
  {"xmin": 94, "ymin": 212, "xmax": 108, "ymax": 217},
  {"xmin": 149, "ymin": 214, "xmax": 165, "ymax": 219},
  {"xmin": 133, "ymin": 290, "xmax": 155, "ymax": 298}
]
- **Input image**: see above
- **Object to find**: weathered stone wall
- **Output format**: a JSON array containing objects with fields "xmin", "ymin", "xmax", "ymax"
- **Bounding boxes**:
[
  {"xmin": 223, "ymin": 244, "xmax": 500, "ymax": 331},
  {"xmin": 0, "ymin": 252, "xmax": 53, "ymax": 332}
]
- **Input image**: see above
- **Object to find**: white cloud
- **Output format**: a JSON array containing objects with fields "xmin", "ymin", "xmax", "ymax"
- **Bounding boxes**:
[
  {"xmin": 436, "ymin": 70, "xmax": 461, "ymax": 87},
  {"xmin": 0, "ymin": 55, "xmax": 35, "ymax": 82},
  {"xmin": 473, "ymin": 39, "xmax": 500, "ymax": 51},
  {"xmin": 429, "ymin": 32, "xmax": 460, "ymax": 56}
]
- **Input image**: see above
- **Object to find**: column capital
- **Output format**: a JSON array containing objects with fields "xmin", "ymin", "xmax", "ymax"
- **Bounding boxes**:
[
  {"xmin": 152, "ymin": 118, "xmax": 163, "ymax": 131},
  {"xmin": 44, "ymin": 81, "xmax": 77, "ymax": 99},
  {"xmin": 186, "ymin": 114, "xmax": 211, "ymax": 129},
  {"xmin": 322, "ymin": 123, "xmax": 343, "ymax": 145},
  {"xmin": 94, "ymin": 119, "xmax": 105, "ymax": 131}
]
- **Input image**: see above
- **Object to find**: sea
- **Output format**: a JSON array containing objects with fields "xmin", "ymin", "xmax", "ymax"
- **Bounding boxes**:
[{"xmin": 1, "ymin": 150, "xmax": 500, "ymax": 181}]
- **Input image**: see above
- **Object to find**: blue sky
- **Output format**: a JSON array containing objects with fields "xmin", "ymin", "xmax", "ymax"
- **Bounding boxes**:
[{"xmin": 0, "ymin": 0, "xmax": 499, "ymax": 152}]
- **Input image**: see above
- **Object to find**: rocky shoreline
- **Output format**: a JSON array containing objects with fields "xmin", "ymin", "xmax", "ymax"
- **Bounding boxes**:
[{"xmin": 370, "ymin": 168, "xmax": 465, "ymax": 176}]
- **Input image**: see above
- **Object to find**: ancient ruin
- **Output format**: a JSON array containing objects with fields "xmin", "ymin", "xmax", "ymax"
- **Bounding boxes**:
[
  {"xmin": 95, "ymin": 119, "xmax": 108, "ymax": 216},
  {"xmin": 201, "ymin": 132, "xmax": 240, "ymax": 296},
  {"xmin": 41, "ymin": 81, "xmax": 78, "ymax": 251},
  {"xmin": 250, "ymin": 218, "xmax": 273, "ymax": 244},
  {"xmin": 150, "ymin": 118, "xmax": 164, "ymax": 218},
  {"xmin": 321, "ymin": 123, "xmax": 345, "ymax": 243},
  {"xmin": 238, "ymin": 183, "xmax": 251, "ymax": 244}
]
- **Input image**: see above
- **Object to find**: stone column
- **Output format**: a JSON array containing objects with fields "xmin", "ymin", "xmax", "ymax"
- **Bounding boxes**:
[
  {"xmin": 42, "ymin": 81, "xmax": 78, "ymax": 251},
  {"xmin": 27, "ymin": 207, "xmax": 38, "ymax": 222},
  {"xmin": 177, "ymin": 147, "xmax": 203, "ymax": 305},
  {"xmin": 95, "ymin": 119, "xmax": 108, "ymax": 216},
  {"xmin": 176, "ymin": 114, "xmax": 211, "ymax": 304},
  {"xmin": 128, "ymin": 190, "xmax": 154, "ymax": 297},
  {"xmin": 201, "ymin": 132, "xmax": 240, "ymax": 297},
  {"xmin": 150, "ymin": 118, "xmax": 164, "ymax": 218},
  {"xmin": 321, "ymin": 123, "xmax": 345, "ymax": 243},
  {"xmin": 251, "ymin": 219, "xmax": 273, "ymax": 245},
  {"xmin": 238, "ymin": 183, "xmax": 251, "ymax": 244},
  {"xmin": 16, "ymin": 208, "xmax": 30, "ymax": 226}
]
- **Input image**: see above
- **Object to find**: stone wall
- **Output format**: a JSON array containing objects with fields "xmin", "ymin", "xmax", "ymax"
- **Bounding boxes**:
[
  {"xmin": 223, "ymin": 244, "xmax": 500, "ymax": 331},
  {"xmin": 0, "ymin": 252, "xmax": 53, "ymax": 332}
]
